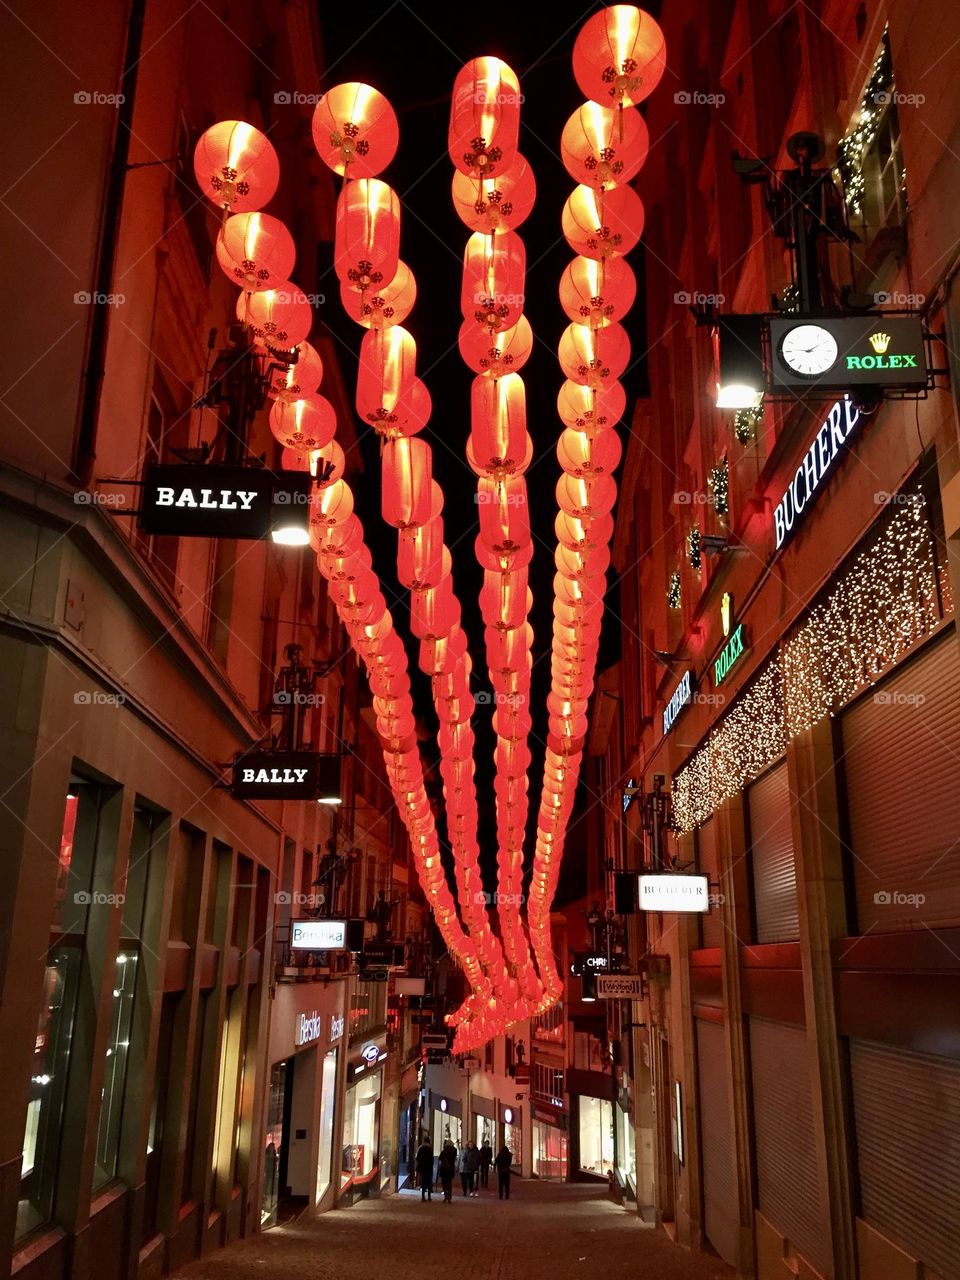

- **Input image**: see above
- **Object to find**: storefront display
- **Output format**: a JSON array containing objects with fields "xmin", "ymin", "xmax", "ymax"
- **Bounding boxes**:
[
  {"xmin": 578, "ymin": 1096, "xmax": 614, "ymax": 1176},
  {"xmin": 315, "ymin": 1049, "xmax": 338, "ymax": 1205},
  {"xmin": 617, "ymin": 1101, "xmax": 636, "ymax": 1190},
  {"xmin": 341, "ymin": 1070, "xmax": 382, "ymax": 1193},
  {"xmin": 533, "ymin": 1117, "xmax": 568, "ymax": 1179}
]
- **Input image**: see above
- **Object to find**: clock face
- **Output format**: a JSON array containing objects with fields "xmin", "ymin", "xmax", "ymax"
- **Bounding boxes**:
[{"xmin": 778, "ymin": 324, "xmax": 839, "ymax": 378}]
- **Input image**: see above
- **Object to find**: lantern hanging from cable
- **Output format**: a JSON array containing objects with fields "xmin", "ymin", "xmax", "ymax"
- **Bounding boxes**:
[
  {"xmin": 334, "ymin": 178, "xmax": 401, "ymax": 291},
  {"xmin": 558, "ymin": 321, "xmax": 630, "ymax": 388},
  {"xmin": 217, "ymin": 212, "xmax": 296, "ymax": 291},
  {"xmin": 557, "ymin": 378, "xmax": 627, "ymax": 432},
  {"xmin": 561, "ymin": 183, "xmax": 645, "ymax": 259},
  {"xmin": 572, "ymin": 5, "xmax": 667, "ymax": 108},
  {"xmin": 469, "ymin": 373, "xmax": 529, "ymax": 476},
  {"xmin": 237, "ymin": 283, "xmax": 313, "ymax": 350},
  {"xmin": 194, "ymin": 121, "xmax": 280, "ymax": 213},
  {"xmin": 556, "ymin": 426, "xmax": 623, "ymax": 477},
  {"xmin": 458, "ymin": 314, "xmax": 533, "ymax": 377},
  {"xmin": 461, "ymin": 230, "xmax": 526, "ymax": 332},
  {"xmin": 340, "ymin": 261, "xmax": 417, "ymax": 329},
  {"xmin": 397, "ymin": 518, "xmax": 446, "ymax": 589},
  {"xmin": 449, "ymin": 57, "xmax": 521, "ymax": 178},
  {"xmin": 268, "ymin": 341, "xmax": 324, "ymax": 402},
  {"xmin": 310, "ymin": 478, "xmax": 355, "ymax": 531},
  {"xmin": 451, "ymin": 155, "xmax": 536, "ymax": 233},
  {"xmin": 382, "ymin": 436, "xmax": 433, "ymax": 529},
  {"xmin": 269, "ymin": 394, "xmax": 337, "ymax": 451},
  {"xmin": 559, "ymin": 256, "xmax": 636, "ymax": 327},
  {"xmin": 560, "ymin": 102, "xmax": 649, "ymax": 189},
  {"xmin": 312, "ymin": 82, "xmax": 399, "ymax": 178}
]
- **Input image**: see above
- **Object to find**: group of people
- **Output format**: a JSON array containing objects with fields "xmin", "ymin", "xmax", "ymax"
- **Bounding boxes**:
[{"xmin": 414, "ymin": 1136, "xmax": 514, "ymax": 1202}]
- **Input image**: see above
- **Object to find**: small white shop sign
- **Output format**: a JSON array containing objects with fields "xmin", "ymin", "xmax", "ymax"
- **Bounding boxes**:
[
  {"xmin": 638, "ymin": 872, "xmax": 710, "ymax": 913},
  {"xmin": 596, "ymin": 974, "xmax": 645, "ymax": 999},
  {"xmin": 295, "ymin": 1010, "xmax": 324, "ymax": 1047},
  {"xmin": 290, "ymin": 918, "xmax": 347, "ymax": 950}
]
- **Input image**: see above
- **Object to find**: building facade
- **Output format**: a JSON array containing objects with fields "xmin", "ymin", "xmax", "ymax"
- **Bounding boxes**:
[{"xmin": 588, "ymin": 2, "xmax": 960, "ymax": 1279}]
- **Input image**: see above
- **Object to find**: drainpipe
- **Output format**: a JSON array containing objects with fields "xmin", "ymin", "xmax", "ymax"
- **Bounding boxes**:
[{"xmin": 73, "ymin": 0, "xmax": 147, "ymax": 487}]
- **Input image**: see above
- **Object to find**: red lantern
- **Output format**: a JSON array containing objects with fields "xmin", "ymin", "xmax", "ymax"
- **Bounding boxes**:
[
  {"xmin": 458, "ymin": 314, "xmax": 533, "ymax": 377},
  {"xmin": 310, "ymin": 478, "xmax": 354, "ymax": 528},
  {"xmin": 268, "ymin": 341, "xmax": 324, "ymax": 402},
  {"xmin": 382, "ymin": 437, "xmax": 433, "ymax": 529},
  {"xmin": 559, "ymin": 256, "xmax": 636, "ymax": 327},
  {"xmin": 477, "ymin": 475, "xmax": 530, "ymax": 553},
  {"xmin": 556, "ymin": 426, "xmax": 623, "ymax": 477},
  {"xmin": 340, "ymin": 260, "xmax": 416, "ymax": 329},
  {"xmin": 558, "ymin": 322, "xmax": 630, "ymax": 388},
  {"xmin": 461, "ymin": 231, "xmax": 526, "ymax": 334},
  {"xmin": 469, "ymin": 373, "xmax": 528, "ymax": 475},
  {"xmin": 555, "ymin": 509, "xmax": 615, "ymax": 550},
  {"xmin": 217, "ymin": 212, "xmax": 296, "ymax": 291},
  {"xmin": 557, "ymin": 378, "xmax": 626, "ymax": 431},
  {"xmin": 449, "ymin": 57, "xmax": 521, "ymax": 178},
  {"xmin": 312, "ymin": 439, "xmax": 347, "ymax": 487},
  {"xmin": 561, "ymin": 184, "xmax": 645, "ymax": 259},
  {"xmin": 269, "ymin": 394, "xmax": 337, "ymax": 451},
  {"xmin": 356, "ymin": 325, "xmax": 416, "ymax": 428},
  {"xmin": 312, "ymin": 82, "xmax": 399, "ymax": 178},
  {"xmin": 237, "ymin": 283, "xmax": 313, "ymax": 349},
  {"xmin": 451, "ymin": 155, "xmax": 536, "ymax": 233},
  {"xmin": 398, "ymin": 519, "xmax": 446, "ymax": 589},
  {"xmin": 560, "ymin": 102, "xmax": 649, "ymax": 189},
  {"xmin": 572, "ymin": 5, "xmax": 667, "ymax": 108},
  {"xmin": 557, "ymin": 471, "xmax": 618, "ymax": 519},
  {"xmin": 475, "ymin": 535, "xmax": 533, "ymax": 573},
  {"xmin": 334, "ymin": 179, "xmax": 401, "ymax": 291},
  {"xmin": 194, "ymin": 121, "xmax": 280, "ymax": 213}
]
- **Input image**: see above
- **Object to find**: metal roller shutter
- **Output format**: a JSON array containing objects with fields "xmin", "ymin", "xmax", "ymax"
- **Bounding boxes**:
[
  {"xmin": 842, "ymin": 633, "xmax": 960, "ymax": 931},
  {"xmin": 697, "ymin": 819, "xmax": 723, "ymax": 948},
  {"xmin": 747, "ymin": 762, "xmax": 799, "ymax": 942},
  {"xmin": 696, "ymin": 1019, "xmax": 738, "ymax": 1267},
  {"xmin": 748, "ymin": 1017, "xmax": 830, "ymax": 1276},
  {"xmin": 850, "ymin": 1039, "xmax": 960, "ymax": 1280}
]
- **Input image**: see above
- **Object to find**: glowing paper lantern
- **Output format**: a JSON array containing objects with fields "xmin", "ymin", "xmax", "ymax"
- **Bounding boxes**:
[
  {"xmin": 559, "ymin": 256, "xmax": 636, "ymax": 327},
  {"xmin": 449, "ymin": 57, "xmax": 521, "ymax": 178},
  {"xmin": 269, "ymin": 394, "xmax": 337, "ymax": 451},
  {"xmin": 461, "ymin": 231, "xmax": 526, "ymax": 332},
  {"xmin": 382, "ymin": 437, "xmax": 433, "ymax": 529},
  {"xmin": 312, "ymin": 439, "xmax": 346, "ymax": 487},
  {"xmin": 451, "ymin": 155, "xmax": 536, "ymax": 233},
  {"xmin": 557, "ymin": 378, "xmax": 627, "ymax": 431},
  {"xmin": 558, "ymin": 322, "xmax": 630, "ymax": 388},
  {"xmin": 572, "ymin": 5, "xmax": 667, "ymax": 108},
  {"xmin": 561, "ymin": 184, "xmax": 645, "ymax": 259},
  {"xmin": 217, "ymin": 212, "xmax": 295, "ymax": 291},
  {"xmin": 458, "ymin": 314, "xmax": 533, "ymax": 377},
  {"xmin": 556, "ymin": 426, "xmax": 623, "ymax": 477},
  {"xmin": 397, "ymin": 519, "xmax": 447, "ymax": 589},
  {"xmin": 312, "ymin": 83, "xmax": 399, "ymax": 178},
  {"xmin": 334, "ymin": 179, "xmax": 401, "ymax": 290},
  {"xmin": 469, "ymin": 373, "xmax": 528, "ymax": 475},
  {"xmin": 560, "ymin": 102, "xmax": 649, "ymax": 189},
  {"xmin": 194, "ymin": 121, "xmax": 279, "ymax": 212},
  {"xmin": 268, "ymin": 342, "xmax": 324, "ymax": 402},
  {"xmin": 340, "ymin": 261, "xmax": 416, "ymax": 329},
  {"xmin": 238, "ymin": 283, "xmax": 313, "ymax": 349}
]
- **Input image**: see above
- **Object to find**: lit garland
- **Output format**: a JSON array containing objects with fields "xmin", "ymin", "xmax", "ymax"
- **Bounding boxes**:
[
  {"xmin": 687, "ymin": 526, "xmax": 702, "ymax": 570},
  {"xmin": 734, "ymin": 403, "xmax": 762, "ymax": 445},
  {"xmin": 837, "ymin": 29, "xmax": 892, "ymax": 216},
  {"xmin": 667, "ymin": 570, "xmax": 682, "ymax": 610},
  {"xmin": 778, "ymin": 282, "xmax": 800, "ymax": 314},
  {"xmin": 709, "ymin": 457, "xmax": 729, "ymax": 517},
  {"xmin": 672, "ymin": 493, "xmax": 946, "ymax": 831}
]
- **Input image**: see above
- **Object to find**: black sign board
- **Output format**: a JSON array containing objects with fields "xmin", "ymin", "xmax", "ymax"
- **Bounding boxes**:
[
  {"xmin": 426, "ymin": 1050, "xmax": 446, "ymax": 1065},
  {"xmin": 232, "ymin": 751, "xmax": 329, "ymax": 800},
  {"xmin": 361, "ymin": 943, "xmax": 405, "ymax": 968},
  {"xmin": 139, "ymin": 464, "xmax": 311, "ymax": 539},
  {"xmin": 569, "ymin": 951, "xmax": 623, "ymax": 977},
  {"xmin": 768, "ymin": 315, "xmax": 926, "ymax": 390},
  {"xmin": 359, "ymin": 967, "xmax": 389, "ymax": 982}
]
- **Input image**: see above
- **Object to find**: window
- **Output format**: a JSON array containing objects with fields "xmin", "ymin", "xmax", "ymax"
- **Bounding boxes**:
[
  {"xmin": 315, "ymin": 1049, "xmax": 338, "ymax": 1204},
  {"xmin": 838, "ymin": 30, "xmax": 907, "ymax": 242},
  {"xmin": 579, "ymin": 1096, "xmax": 614, "ymax": 1176}
]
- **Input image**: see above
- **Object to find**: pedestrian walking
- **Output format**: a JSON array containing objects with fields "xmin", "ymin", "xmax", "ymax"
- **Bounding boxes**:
[
  {"xmin": 466, "ymin": 1139, "xmax": 480, "ymax": 1195},
  {"xmin": 414, "ymin": 1136, "xmax": 434, "ymax": 1201},
  {"xmin": 479, "ymin": 1137, "xmax": 493, "ymax": 1189},
  {"xmin": 495, "ymin": 1144, "xmax": 513, "ymax": 1200},
  {"xmin": 457, "ymin": 1141, "xmax": 472, "ymax": 1197},
  {"xmin": 438, "ymin": 1139, "xmax": 457, "ymax": 1203}
]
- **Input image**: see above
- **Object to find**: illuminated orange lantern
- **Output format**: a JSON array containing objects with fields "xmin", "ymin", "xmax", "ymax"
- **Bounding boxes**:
[
  {"xmin": 334, "ymin": 178, "xmax": 401, "ymax": 290},
  {"xmin": 475, "ymin": 535, "xmax": 533, "ymax": 573},
  {"xmin": 314, "ymin": 512, "xmax": 363, "ymax": 557},
  {"xmin": 556, "ymin": 471, "xmax": 618, "ymax": 518},
  {"xmin": 310, "ymin": 478, "xmax": 354, "ymax": 528},
  {"xmin": 461, "ymin": 231, "xmax": 526, "ymax": 331},
  {"xmin": 340, "ymin": 260, "xmax": 416, "ymax": 329},
  {"xmin": 217, "ymin": 212, "xmax": 295, "ymax": 291},
  {"xmin": 237, "ymin": 283, "xmax": 313, "ymax": 349},
  {"xmin": 557, "ymin": 378, "xmax": 626, "ymax": 431},
  {"xmin": 556, "ymin": 426, "xmax": 623, "ymax": 477},
  {"xmin": 558, "ymin": 322, "xmax": 630, "ymax": 388},
  {"xmin": 269, "ymin": 394, "xmax": 337, "ymax": 451},
  {"xmin": 356, "ymin": 325, "xmax": 416, "ymax": 428},
  {"xmin": 572, "ymin": 5, "xmax": 667, "ymax": 108},
  {"xmin": 477, "ymin": 475, "xmax": 530, "ymax": 552},
  {"xmin": 458, "ymin": 314, "xmax": 532, "ymax": 377},
  {"xmin": 561, "ymin": 184, "xmax": 645, "ymax": 259},
  {"xmin": 469, "ymin": 373, "xmax": 528, "ymax": 475},
  {"xmin": 449, "ymin": 57, "xmax": 521, "ymax": 178},
  {"xmin": 397, "ymin": 518, "xmax": 446, "ymax": 589},
  {"xmin": 382, "ymin": 437, "xmax": 433, "ymax": 529},
  {"xmin": 312, "ymin": 82, "xmax": 399, "ymax": 178},
  {"xmin": 555, "ymin": 509, "xmax": 615, "ymax": 550},
  {"xmin": 268, "ymin": 341, "xmax": 324, "ymax": 401},
  {"xmin": 559, "ymin": 256, "xmax": 636, "ymax": 327},
  {"xmin": 560, "ymin": 102, "xmax": 649, "ymax": 189},
  {"xmin": 312, "ymin": 438, "xmax": 346, "ymax": 487},
  {"xmin": 194, "ymin": 121, "xmax": 279, "ymax": 212},
  {"xmin": 451, "ymin": 155, "xmax": 536, "ymax": 233}
]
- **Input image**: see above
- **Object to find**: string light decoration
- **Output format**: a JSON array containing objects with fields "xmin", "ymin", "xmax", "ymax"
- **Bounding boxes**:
[
  {"xmin": 709, "ymin": 457, "xmax": 729, "ymax": 517},
  {"xmin": 778, "ymin": 283, "xmax": 800, "ymax": 315},
  {"xmin": 667, "ymin": 570, "xmax": 682, "ymax": 610},
  {"xmin": 836, "ymin": 28, "xmax": 893, "ymax": 216},
  {"xmin": 734, "ymin": 402, "xmax": 763, "ymax": 445},
  {"xmin": 672, "ymin": 493, "xmax": 946, "ymax": 831},
  {"xmin": 687, "ymin": 526, "xmax": 702, "ymax": 570}
]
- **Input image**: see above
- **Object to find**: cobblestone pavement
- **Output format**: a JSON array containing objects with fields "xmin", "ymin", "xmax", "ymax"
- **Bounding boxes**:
[{"xmin": 173, "ymin": 1181, "xmax": 733, "ymax": 1280}]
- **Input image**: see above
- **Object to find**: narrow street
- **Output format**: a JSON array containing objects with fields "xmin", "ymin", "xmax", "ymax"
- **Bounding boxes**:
[{"xmin": 173, "ymin": 1184, "xmax": 732, "ymax": 1280}]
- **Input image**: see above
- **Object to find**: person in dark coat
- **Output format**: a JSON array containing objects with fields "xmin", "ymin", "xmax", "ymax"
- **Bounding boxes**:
[
  {"xmin": 466, "ymin": 1140, "xmax": 480, "ymax": 1195},
  {"xmin": 438, "ymin": 1139, "xmax": 457, "ymax": 1202},
  {"xmin": 414, "ymin": 1137, "xmax": 434, "ymax": 1201},
  {"xmin": 495, "ymin": 1144, "xmax": 513, "ymax": 1199},
  {"xmin": 478, "ymin": 1137, "xmax": 493, "ymax": 1189}
]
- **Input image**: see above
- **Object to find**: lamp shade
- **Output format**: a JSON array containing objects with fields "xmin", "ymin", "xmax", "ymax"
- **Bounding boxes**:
[
  {"xmin": 448, "ymin": 57, "xmax": 521, "ymax": 178},
  {"xmin": 217, "ymin": 212, "xmax": 295, "ymax": 291},
  {"xmin": 560, "ymin": 102, "xmax": 649, "ymax": 189},
  {"xmin": 194, "ymin": 121, "xmax": 279, "ymax": 212},
  {"xmin": 312, "ymin": 82, "xmax": 399, "ymax": 178},
  {"xmin": 561, "ymin": 183, "xmax": 645, "ymax": 259},
  {"xmin": 451, "ymin": 155, "xmax": 536, "ymax": 233},
  {"xmin": 572, "ymin": 5, "xmax": 667, "ymax": 108}
]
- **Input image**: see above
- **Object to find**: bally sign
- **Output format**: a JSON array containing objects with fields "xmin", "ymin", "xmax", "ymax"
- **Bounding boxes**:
[
  {"xmin": 232, "ymin": 751, "xmax": 330, "ymax": 800},
  {"xmin": 638, "ymin": 872, "xmax": 710, "ymax": 914},
  {"xmin": 773, "ymin": 397, "xmax": 862, "ymax": 550},
  {"xmin": 139, "ymin": 464, "xmax": 310, "ymax": 539},
  {"xmin": 290, "ymin": 918, "xmax": 347, "ymax": 950}
]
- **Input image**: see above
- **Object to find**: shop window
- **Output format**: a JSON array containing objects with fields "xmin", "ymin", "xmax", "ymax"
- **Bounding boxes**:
[
  {"xmin": 573, "ymin": 1030, "xmax": 606, "ymax": 1072},
  {"xmin": 578, "ymin": 1096, "xmax": 614, "ymax": 1176},
  {"xmin": 142, "ymin": 993, "xmax": 178, "ymax": 1244},
  {"xmin": 261, "ymin": 1060, "xmax": 287, "ymax": 1227},
  {"xmin": 342, "ymin": 1071, "xmax": 382, "ymax": 1190},
  {"xmin": 92, "ymin": 950, "xmax": 138, "ymax": 1190},
  {"xmin": 533, "ymin": 1120, "xmax": 568, "ymax": 1180},
  {"xmin": 838, "ymin": 31, "xmax": 908, "ymax": 245},
  {"xmin": 617, "ymin": 1102, "xmax": 637, "ymax": 1188},
  {"xmin": 315, "ymin": 1050, "xmax": 338, "ymax": 1205}
]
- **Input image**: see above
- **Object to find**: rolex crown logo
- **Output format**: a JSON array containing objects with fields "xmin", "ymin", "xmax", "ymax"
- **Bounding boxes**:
[{"xmin": 868, "ymin": 331, "xmax": 892, "ymax": 354}]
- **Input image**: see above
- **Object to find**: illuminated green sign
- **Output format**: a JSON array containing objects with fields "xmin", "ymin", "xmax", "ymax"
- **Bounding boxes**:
[{"xmin": 713, "ymin": 622, "xmax": 747, "ymax": 686}]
